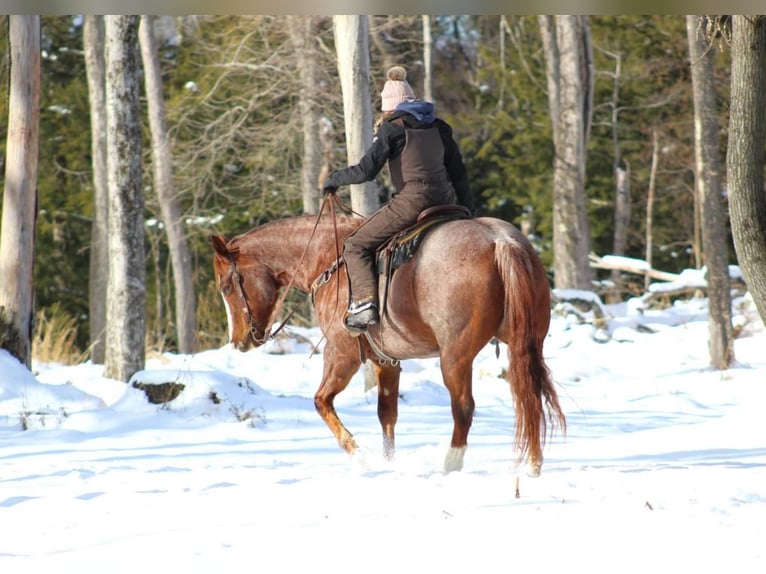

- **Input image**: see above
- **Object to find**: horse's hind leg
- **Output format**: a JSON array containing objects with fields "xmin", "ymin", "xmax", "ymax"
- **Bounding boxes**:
[
  {"xmin": 439, "ymin": 353, "xmax": 476, "ymax": 473},
  {"xmin": 370, "ymin": 361, "xmax": 402, "ymax": 460}
]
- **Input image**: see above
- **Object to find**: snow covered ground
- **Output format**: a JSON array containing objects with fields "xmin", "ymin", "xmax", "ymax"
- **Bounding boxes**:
[{"xmin": 1, "ymin": 292, "xmax": 764, "ymax": 572}]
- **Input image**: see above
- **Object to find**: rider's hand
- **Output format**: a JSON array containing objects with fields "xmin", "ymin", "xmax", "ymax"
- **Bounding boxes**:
[{"xmin": 321, "ymin": 180, "xmax": 337, "ymax": 197}]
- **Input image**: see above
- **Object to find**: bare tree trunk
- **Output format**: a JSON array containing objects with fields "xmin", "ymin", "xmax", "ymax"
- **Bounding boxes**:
[
  {"xmin": 333, "ymin": 15, "xmax": 378, "ymax": 216},
  {"xmin": 104, "ymin": 15, "xmax": 145, "ymax": 382},
  {"xmin": 602, "ymin": 50, "xmax": 631, "ymax": 298},
  {"xmin": 422, "ymin": 15, "xmax": 433, "ymax": 103},
  {"xmin": 538, "ymin": 17, "xmax": 560, "ymax": 122},
  {"xmin": 147, "ymin": 224, "xmax": 164, "ymax": 346},
  {"xmin": 498, "ymin": 17, "xmax": 507, "ymax": 110},
  {"xmin": 287, "ymin": 15, "xmax": 322, "ymax": 215},
  {"xmin": 727, "ymin": 15, "xmax": 766, "ymax": 325},
  {"xmin": 84, "ymin": 15, "xmax": 108, "ymax": 364},
  {"xmin": 687, "ymin": 15, "xmax": 734, "ymax": 369},
  {"xmin": 0, "ymin": 15, "xmax": 40, "ymax": 368},
  {"xmin": 334, "ymin": 15, "xmax": 379, "ymax": 389},
  {"xmin": 612, "ymin": 165, "xmax": 631, "ymax": 256},
  {"xmin": 539, "ymin": 15, "xmax": 594, "ymax": 289},
  {"xmin": 645, "ymin": 128, "xmax": 659, "ymax": 292},
  {"xmin": 139, "ymin": 15, "xmax": 197, "ymax": 354}
]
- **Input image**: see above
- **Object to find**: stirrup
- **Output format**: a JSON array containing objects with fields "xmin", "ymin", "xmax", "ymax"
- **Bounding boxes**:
[{"xmin": 345, "ymin": 301, "xmax": 379, "ymax": 333}]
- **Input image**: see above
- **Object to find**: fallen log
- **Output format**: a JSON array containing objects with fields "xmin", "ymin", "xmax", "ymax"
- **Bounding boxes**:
[{"xmin": 588, "ymin": 253, "xmax": 680, "ymax": 282}]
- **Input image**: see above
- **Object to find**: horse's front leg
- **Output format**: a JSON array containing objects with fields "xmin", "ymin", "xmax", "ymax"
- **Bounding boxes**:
[
  {"xmin": 314, "ymin": 344, "xmax": 362, "ymax": 455},
  {"xmin": 369, "ymin": 360, "xmax": 402, "ymax": 460}
]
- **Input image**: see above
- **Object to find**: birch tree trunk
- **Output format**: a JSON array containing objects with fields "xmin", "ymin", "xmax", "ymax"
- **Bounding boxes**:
[
  {"xmin": 727, "ymin": 15, "xmax": 766, "ymax": 325},
  {"xmin": 84, "ymin": 15, "xmax": 109, "ymax": 364},
  {"xmin": 422, "ymin": 15, "xmax": 433, "ymax": 103},
  {"xmin": 539, "ymin": 15, "xmax": 594, "ymax": 289},
  {"xmin": 333, "ymin": 15, "xmax": 378, "ymax": 216},
  {"xmin": 686, "ymin": 15, "xmax": 734, "ymax": 369},
  {"xmin": 645, "ymin": 128, "xmax": 659, "ymax": 292},
  {"xmin": 104, "ymin": 15, "xmax": 145, "ymax": 382},
  {"xmin": 0, "ymin": 15, "xmax": 40, "ymax": 368},
  {"xmin": 612, "ymin": 166, "xmax": 630, "ymax": 259},
  {"xmin": 139, "ymin": 15, "xmax": 197, "ymax": 354},
  {"xmin": 287, "ymin": 15, "xmax": 322, "ymax": 215}
]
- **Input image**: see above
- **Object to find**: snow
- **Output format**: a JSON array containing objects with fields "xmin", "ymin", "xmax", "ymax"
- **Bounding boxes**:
[
  {"xmin": 552, "ymin": 287, "xmax": 605, "ymax": 304},
  {"xmin": 596, "ymin": 258, "xmax": 745, "ymax": 295},
  {"xmin": 1, "ymin": 294, "xmax": 765, "ymax": 571},
  {"xmin": 601, "ymin": 254, "xmax": 651, "ymax": 270},
  {"xmin": 648, "ymin": 267, "xmax": 707, "ymax": 292},
  {"xmin": 648, "ymin": 265, "xmax": 745, "ymax": 293}
]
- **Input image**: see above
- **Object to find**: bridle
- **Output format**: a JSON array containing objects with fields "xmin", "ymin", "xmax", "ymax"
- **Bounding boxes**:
[
  {"xmin": 226, "ymin": 250, "xmax": 269, "ymax": 346},
  {"xmin": 223, "ymin": 193, "xmax": 354, "ymax": 348}
]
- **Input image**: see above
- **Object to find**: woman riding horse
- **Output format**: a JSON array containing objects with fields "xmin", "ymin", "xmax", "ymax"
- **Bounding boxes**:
[{"xmin": 321, "ymin": 65, "xmax": 473, "ymax": 333}]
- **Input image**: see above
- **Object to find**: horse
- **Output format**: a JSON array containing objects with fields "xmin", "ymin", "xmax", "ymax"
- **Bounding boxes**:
[{"xmin": 210, "ymin": 209, "xmax": 565, "ymax": 475}]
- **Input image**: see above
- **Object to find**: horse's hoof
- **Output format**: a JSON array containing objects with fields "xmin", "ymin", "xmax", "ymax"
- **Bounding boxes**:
[
  {"xmin": 383, "ymin": 437, "xmax": 395, "ymax": 461},
  {"xmin": 341, "ymin": 434, "xmax": 358, "ymax": 455},
  {"xmin": 444, "ymin": 446, "xmax": 466, "ymax": 473},
  {"xmin": 526, "ymin": 458, "xmax": 542, "ymax": 477}
]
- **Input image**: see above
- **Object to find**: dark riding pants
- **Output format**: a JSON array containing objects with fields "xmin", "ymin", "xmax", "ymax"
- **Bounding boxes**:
[{"xmin": 343, "ymin": 181, "xmax": 455, "ymax": 304}]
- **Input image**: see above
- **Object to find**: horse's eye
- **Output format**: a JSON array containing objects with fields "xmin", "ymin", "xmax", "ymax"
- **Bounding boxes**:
[{"xmin": 222, "ymin": 285, "xmax": 232, "ymax": 296}]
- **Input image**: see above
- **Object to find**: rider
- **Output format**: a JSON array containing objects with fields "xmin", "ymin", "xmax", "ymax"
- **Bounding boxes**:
[{"xmin": 321, "ymin": 65, "xmax": 473, "ymax": 333}]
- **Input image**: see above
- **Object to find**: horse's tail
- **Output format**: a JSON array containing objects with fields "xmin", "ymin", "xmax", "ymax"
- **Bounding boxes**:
[{"xmin": 494, "ymin": 238, "xmax": 566, "ymax": 469}]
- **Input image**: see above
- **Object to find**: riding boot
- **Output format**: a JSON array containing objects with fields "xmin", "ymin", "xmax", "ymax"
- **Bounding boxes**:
[{"xmin": 345, "ymin": 298, "xmax": 379, "ymax": 333}]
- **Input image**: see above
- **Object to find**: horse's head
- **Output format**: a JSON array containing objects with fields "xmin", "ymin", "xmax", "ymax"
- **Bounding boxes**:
[{"xmin": 211, "ymin": 234, "xmax": 279, "ymax": 352}]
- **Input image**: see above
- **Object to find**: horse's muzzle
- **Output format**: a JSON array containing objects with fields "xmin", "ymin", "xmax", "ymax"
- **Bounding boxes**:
[
  {"xmin": 232, "ymin": 338, "xmax": 253, "ymax": 352},
  {"xmin": 231, "ymin": 324, "xmax": 268, "ymax": 352}
]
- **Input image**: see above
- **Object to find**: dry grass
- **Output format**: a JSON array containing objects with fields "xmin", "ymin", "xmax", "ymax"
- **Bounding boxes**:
[
  {"xmin": 195, "ymin": 282, "xmax": 230, "ymax": 350},
  {"xmin": 32, "ymin": 303, "xmax": 88, "ymax": 365}
]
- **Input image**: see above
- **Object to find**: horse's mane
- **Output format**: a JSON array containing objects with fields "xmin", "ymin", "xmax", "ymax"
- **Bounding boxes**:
[{"xmin": 228, "ymin": 213, "xmax": 361, "ymax": 252}]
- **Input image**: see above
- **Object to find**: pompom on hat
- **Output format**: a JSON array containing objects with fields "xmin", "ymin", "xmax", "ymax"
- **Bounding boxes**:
[{"xmin": 380, "ymin": 65, "xmax": 416, "ymax": 112}]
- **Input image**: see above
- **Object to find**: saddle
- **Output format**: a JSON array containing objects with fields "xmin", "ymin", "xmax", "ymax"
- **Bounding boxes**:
[{"xmin": 375, "ymin": 204, "xmax": 472, "ymax": 276}]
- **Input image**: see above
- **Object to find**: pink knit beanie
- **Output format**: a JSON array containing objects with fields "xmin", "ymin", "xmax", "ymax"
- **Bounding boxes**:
[{"xmin": 380, "ymin": 66, "xmax": 416, "ymax": 112}]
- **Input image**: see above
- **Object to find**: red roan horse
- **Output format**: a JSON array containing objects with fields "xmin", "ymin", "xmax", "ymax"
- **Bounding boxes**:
[{"xmin": 211, "ymin": 210, "xmax": 565, "ymax": 475}]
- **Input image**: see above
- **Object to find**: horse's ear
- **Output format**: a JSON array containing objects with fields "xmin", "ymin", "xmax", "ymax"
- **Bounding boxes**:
[{"xmin": 210, "ymin": 235, "xmax": 229, "ymax": 257}]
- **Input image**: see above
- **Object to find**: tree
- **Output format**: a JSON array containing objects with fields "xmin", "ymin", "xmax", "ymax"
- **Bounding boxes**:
[
  {"xmin": 727, "ymin": 15, "xmax": 766, "ymax": 325},
  {"xmin": 165, "ymin": 16, "xmax": 316, "ymax": 230},
  {"xmin": 0, "ymin": 16, "xmax": 40, "ymax": 368},
  {"xmin": 422, "ymin": 15, "xmax": 433, "ymax": 103},
  {"xmin": 333, "ymin": 15, "xmax": 378, "ymax": 216},
  {"xmin": 644, "ymin": 128, "xmax": 660, "ymax": 291},
  {"xmin": 595, "ymin": 46, "xmax": 631, "ymax": 296},
  {"xmin": 686, "ymin": 15, "xmax": 734, "ymax": 369},
  {"xmin": 84, "ymin": 15, "xmax": 108, "ymax": 364},
  {"xmin": 104, "ymin": 16, "xmax": 145, "ymax": 382},
  {"xmin": 287, "ymin": 15, "xmax": 323, "ymax": 215},
  {"xmin": 139, "ymin": 15, "xmax": 197, "ymax": 354},
  {"xmin": 538, "ymin": 15, "xmax": 594, "ymax": 289}
]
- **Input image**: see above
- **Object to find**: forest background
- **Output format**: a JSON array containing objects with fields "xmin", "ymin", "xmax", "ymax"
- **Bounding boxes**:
[{"xmin": 0, "ymin": 15, "xmax": 747, "ymax": 365}]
